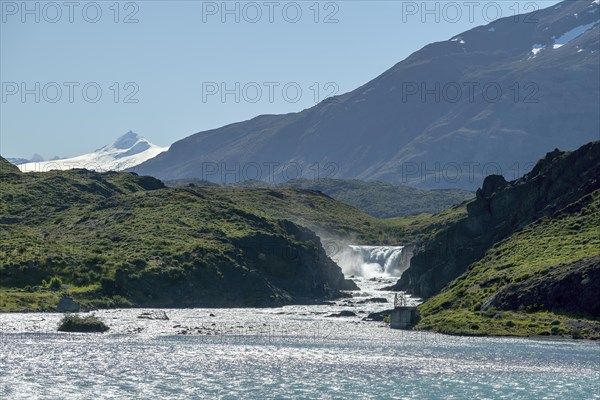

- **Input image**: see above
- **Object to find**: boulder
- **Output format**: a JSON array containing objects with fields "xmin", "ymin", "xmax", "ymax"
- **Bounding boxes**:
[
  {"xmin": 137, "ymin": 310, "xmax": 169, "ymax": 320},
  {"xmin": 57, "ymin": 296, "xmax": 80, "ymax": 312},
  {"xmin": 339, "ymin": 278, "xmax": 360, "ymax": 291},
  {"xmin": 357, "ymin": 297, "xmax": 388, "ymax": 304},
  {"xmin": 363, "ymin": 309, "xmax": 393, "ymax": 321},
  {"xmin": 326, "ymin": 310, "xmax": 356, "ymax": 317}
]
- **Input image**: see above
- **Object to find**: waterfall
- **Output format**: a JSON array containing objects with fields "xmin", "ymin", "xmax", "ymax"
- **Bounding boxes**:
[{"xmin": 331, "ymin": 245, "xmax": 413, "ymax": 278}]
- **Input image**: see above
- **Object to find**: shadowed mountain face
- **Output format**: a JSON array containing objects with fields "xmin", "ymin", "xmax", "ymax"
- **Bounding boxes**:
[{"xmin": 134, "ymin": 0, "xmax": 599, "ymax": 190}]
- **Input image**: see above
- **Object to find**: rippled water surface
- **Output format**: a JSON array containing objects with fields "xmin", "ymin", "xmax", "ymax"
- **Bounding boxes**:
[{"xmin": 1, "ymin": 278, "xmax": 599, "ymax": 399}]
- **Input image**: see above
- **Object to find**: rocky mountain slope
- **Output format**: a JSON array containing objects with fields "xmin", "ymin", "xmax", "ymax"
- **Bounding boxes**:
[
  {"xmin": 134, "ymin": 0, "xmax": 599, "ymax": 189},
  {"xmin": 417, "ymin": 185, "xmax": 600, "ymax": 338},
  {"xmin": 18, "ymin": 131, "xmax": 168, "ymax": 173},
  {"xmin": 394, "ymin": 141, "xmax": 600, "ymax": 299}
]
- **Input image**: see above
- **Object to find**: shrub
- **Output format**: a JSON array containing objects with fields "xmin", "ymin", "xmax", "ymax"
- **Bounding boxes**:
[
  {"xmin": 513, "ymin": 273, "xmax": 531, "ymax": 283},
  {"xmin": 47, "ymin": 276, "xmax": 63, "ymax": 291},
  {"xmin": 57, "ymin": 314, "xmax": 109, "ymax": 333},
  {"xmin": 571, "ymin": 329, "xmax": 583, "ymax": 339}
]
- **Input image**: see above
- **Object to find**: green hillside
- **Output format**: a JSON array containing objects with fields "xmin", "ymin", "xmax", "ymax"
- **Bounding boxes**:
[
  {"xmin": 177, "ymin": 178, "xmax": 474, "ymax": 218},
  {"xmin": 274, "ymin": 179, "xmax": 473, "ymax": 218},
  {"xmin": 162, "ymin": 185, "xmax": 468, "ymax": 246},
  {"xmin": 417, "ymin": 190, "xmax": 600, "ymax": 339},
  {"xmin": 0, "ymin": 156, "xmax": 21, "ymax": 175},
  {"xmin": 0, "ymin": 157, "xmax": 471, "ymax": 312},
  {"xmin": 0, "ymin": 166, "xmax": 361, "ymax": 311}
]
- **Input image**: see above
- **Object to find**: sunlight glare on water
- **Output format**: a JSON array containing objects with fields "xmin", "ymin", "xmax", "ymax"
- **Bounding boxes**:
[{"xmin": 1, "ymin": 278, "xmax": 598, "ymax": 399}]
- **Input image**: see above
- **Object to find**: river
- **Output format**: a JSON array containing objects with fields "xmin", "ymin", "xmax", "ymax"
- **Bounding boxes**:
[{"xmin": 1, "ymin": 276, "xmax": 598, "ymax": 399}]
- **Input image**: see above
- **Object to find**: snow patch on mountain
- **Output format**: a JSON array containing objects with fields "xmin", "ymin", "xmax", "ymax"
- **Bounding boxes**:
[
  {"xmin": 530, "ymin": 44, "xmax": 546, "ymax": 57},
  {"xmin": 530, "ymin": 18, "xmax": 598, "ymax": 57},
  {"xmin": 18, "ymin": 131, "xmax": 168, "ymax": 173},
  {"xmin": 450, "ymin": 37, "xmax": 465, "ymax": 44},
  {"xmin": 553, "ymin": 20, "xmax": 599, "ymax": 48}
]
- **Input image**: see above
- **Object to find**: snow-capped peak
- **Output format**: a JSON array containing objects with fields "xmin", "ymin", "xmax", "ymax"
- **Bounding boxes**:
[
  {"xmin": 112, "ymin": 131, "xmax": 140, "ymax": 148},
  {"xmin": 18, "ymin": 131, "xmax": 169, "ymax": 173}
]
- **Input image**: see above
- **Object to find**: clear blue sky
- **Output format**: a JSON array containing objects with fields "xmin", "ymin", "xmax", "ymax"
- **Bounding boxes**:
[{"xmin": 1, "ymin": 0, "xmax": 561, "ymax": 158}]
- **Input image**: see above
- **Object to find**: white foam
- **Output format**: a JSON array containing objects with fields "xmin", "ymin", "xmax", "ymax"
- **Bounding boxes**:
[{"xmin": 332, "ymin": 245, "xmax": 412, "ymax": 278}]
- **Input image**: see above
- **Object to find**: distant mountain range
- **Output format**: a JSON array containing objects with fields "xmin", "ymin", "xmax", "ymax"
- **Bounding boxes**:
[
  {"xmin": 133, "ymin": 0, "xmax": 600, "ymax": 190},
  {"xmin": 6, "ymin": 154, "xmax": 46, "ymax": 165},
  {"xmin": 17, "ymin": 132, "xmax": 167, "ymax": 173}
]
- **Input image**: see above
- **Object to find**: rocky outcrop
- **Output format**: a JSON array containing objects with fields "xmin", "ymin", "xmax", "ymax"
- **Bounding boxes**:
[
  {"xmin": 326, "ymin": 310, "xmax": 356, "ymax": 318},
  {"xmin": 113, "ymin": 218, "xmax": 358, "ymax": 308},
  {"xmin": 394, "ymin": 141, "xmax": 600, "ymax": 298},
  {"xmin": 232, "ymin": 219, "xmax": 359, "ymax": 303},
  {"xmin": 481, "ymin": 255, "xmax": 600, "ymax": 318},
  {"xmin": 57, "ymin": 296, "xmax": 80, "ymax": 312},
  {"xmin": 362, "ymin": 309, "xmax": 393, "ymax": 321},
  {"xmin": 138, "ymin": 311, "xmax": 170, "ymax": 320}
]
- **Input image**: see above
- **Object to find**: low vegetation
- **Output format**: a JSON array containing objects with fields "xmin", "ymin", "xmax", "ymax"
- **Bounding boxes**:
[
  {"xmin": 231, "ymin": 178, "xmax": 473, "ymax": 218},
  {"xmin": 1, "ymin": 165, "xmax": 358, "ymax": 309},
  {"xmin": 1, "ymin": 156, "xmax": 469, "ymax": 311},
  {"xmin": 417, "ymin": 189, "xmax": 600, "ymax": 339}
]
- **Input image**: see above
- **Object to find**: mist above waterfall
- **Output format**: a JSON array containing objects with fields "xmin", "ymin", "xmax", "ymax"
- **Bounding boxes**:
[{"xmin": 330, "ymin": 245, "xmax": 412, "ymax": 278}]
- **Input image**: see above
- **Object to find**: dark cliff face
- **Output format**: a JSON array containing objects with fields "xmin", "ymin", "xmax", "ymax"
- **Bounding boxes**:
[
  {"xmin": 230, "ymin": 219, "xmax": 358, "ymax": 305},
  {"xmin": 394, "ymin": 141, "xmax": 600, "ymax": 298},
  {"xmin": 481, "ymin": 255, "xmax": 600, "ymax": 318}
]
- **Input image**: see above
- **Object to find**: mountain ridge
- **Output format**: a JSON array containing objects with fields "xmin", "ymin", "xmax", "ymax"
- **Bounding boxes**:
[{"xmin": 133, "ymin": 0, "xmax": 600, "ymax": 189}]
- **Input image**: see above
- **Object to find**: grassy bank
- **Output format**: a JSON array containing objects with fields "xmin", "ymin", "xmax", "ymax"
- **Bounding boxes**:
[{"xmin": 417, "ymin": 190, "xmax": 600, "ymax": 339}]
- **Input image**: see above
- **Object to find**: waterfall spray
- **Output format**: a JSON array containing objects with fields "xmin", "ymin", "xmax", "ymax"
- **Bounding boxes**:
[{"xmin": 331, "ymin": 245, "xmax": 413, "ymax": 278}]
